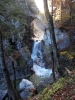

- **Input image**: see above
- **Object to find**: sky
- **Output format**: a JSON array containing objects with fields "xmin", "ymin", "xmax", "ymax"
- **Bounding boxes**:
[{"xmin": 34, "ymin": 0, "xmax": 44, "ymax": 13}]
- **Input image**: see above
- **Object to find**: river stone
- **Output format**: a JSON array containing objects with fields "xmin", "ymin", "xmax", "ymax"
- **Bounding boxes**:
[
  {"xmin": 19, "ymin": 79, "xmax": 34, "ymax": 99},
  {"xmin": 19, "ymin": 79, "xmax": 34, "ymax": 90}
]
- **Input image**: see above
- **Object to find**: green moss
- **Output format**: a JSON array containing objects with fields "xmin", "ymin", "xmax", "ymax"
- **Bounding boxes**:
[
  {"xmin": 38, "ymin": 78, "xmax": 65, "ymax": 100},
  {"xmin": 60, "ymin": 51, "xmax": 75, "ymax": 60},
  {"xmin": 42, "ymin": 88, "xmax": 47, "ymax": 94},
  {"xmin": 60, "ymin": 45, "xmax": 75, "ymax": 60}
]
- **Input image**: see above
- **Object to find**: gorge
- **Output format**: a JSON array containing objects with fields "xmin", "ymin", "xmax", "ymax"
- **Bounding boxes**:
[{"xmin": 0, "ymin": 0, "xmax": 75, "ymax": 100}]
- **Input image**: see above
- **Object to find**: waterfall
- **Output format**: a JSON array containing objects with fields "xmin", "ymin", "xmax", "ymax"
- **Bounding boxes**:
[
  {"xmin": 31, "ymin": 40, "xmax": 52, "ymax": 78},
  {"xmin": 31, "ymin": 41, "xmax": 43, "ymax": 61}
]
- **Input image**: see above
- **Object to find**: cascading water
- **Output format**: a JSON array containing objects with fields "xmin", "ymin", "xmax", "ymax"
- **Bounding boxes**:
[
  {"xmin": 31, "ymin": 40, "xmax": 52, "ymax": 78},
  {"xmin": 31, "ymin": 41, "xmax": 43, "ymax": 61}
]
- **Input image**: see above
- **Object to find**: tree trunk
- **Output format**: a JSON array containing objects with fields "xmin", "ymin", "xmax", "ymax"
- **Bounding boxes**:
[
  {"xmin": 51, "ymin": 0, "xmax": 53, "ymax": 16},
  {"xmin": 43, "ymin": 0, "xmax": 60, "ymax": 71},
  {"xmin": 51, "ymin": 51, "xmax": 56, "ymax": 81},
  {"xmin": 0, "ymin": 26, "xmax": 22, "ymax": 100},
  {"xmin": 60, "ymin": 0, "xmax": 62, "ymax": 22},
  {"xmin": 69, "ymin": 0, "xmax": 72, "ymax": 24},
  {"xmin": 12, "ymin": 61, "xmax": 16, "ymax": 89}
]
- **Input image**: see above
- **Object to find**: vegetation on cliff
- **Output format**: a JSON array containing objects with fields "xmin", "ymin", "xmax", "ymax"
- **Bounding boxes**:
[{"xmin": 0, "ymin": 0, "xmax": 75, "ymax": 100}]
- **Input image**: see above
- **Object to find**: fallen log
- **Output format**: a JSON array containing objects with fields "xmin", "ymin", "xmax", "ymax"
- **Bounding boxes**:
[{"xmin": 64, "ymin": 67, "xmax": 72, "ymax": 77}]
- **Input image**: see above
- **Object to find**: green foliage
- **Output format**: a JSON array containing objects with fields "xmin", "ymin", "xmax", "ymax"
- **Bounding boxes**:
[
  {"xmin": 0, "ymin": 0, "xmax": 10, "ymax": 3},
  {"xmin": 60, "ymin": 44, "xmax": 75, "ymax": 60},
  {"xmin": 38, "ymin": 78, "xmax": 65, "ymax": 100},
  {"xmin": 42, "ymin": 88, "xmax": 47, "ymax": 94},
  {"xmin": 9, "ymin": 7, "xmax": 23, "ymax": 17},
  {"xmin": 0, "ymin": 0, "xmax": 11, "ymax": 16},
  {"xmin": 0, "ymin": 0, "xmax": 27, "ymax": 40}
]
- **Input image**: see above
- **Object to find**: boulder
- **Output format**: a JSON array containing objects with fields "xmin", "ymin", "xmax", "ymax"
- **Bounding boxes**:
[
  {"xmin": 19, "ymin": 79, "xmax": 34, "ymax": 90},
  {"xmin": 19, "ymin": 79, "xmax": 34, "ymax": 99}
]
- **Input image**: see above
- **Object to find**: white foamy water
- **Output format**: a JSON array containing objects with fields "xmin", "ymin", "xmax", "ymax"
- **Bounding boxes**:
[
  {"xmin": 33, "ymin": 64, "xmax": 52, "ymax": 77},
  {"xmin": 31, "ymin": 41, "xmax": 52, "ymax": 77},
  {"xmin": 31, "ymin": 41, "xmax": 40, "ymax": 61}
]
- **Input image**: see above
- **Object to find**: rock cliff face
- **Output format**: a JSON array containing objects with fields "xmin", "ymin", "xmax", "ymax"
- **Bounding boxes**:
[
  {"xmin": 15, "ymin": 0, "xmax": 39, "ymax": 18},
  {"xmin": 0, "ymin": 0, "xmax": 71, "ymax": 73},
  {"xmin": 0, "ymin": 0, "xmax": 40, "ymax": 83}
]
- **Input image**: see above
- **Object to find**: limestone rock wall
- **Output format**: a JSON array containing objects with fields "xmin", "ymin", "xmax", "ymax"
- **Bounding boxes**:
[{"xmin": 15, "ymin": 0, "xmax": 39, "ymax": 18}]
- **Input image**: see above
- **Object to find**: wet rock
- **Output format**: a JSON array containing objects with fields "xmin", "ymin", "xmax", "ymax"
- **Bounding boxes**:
[{"xmin": 19, "ymin": 79, "xmax": 34, "ymax": 99}]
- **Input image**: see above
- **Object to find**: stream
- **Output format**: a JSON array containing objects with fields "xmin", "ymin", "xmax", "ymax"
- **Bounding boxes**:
[
  {"xmin": 29, "ymin": 40, "xmax": 52, "ymax": 86},
  {"xmin": 31, "ymin": 40, "xmax": 52, "ymax": 77}
]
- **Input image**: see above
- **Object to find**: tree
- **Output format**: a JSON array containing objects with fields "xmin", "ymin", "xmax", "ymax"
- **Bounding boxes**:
[
  {"xmin": 43, "ymin": 0, "xmax": 60, "ymax": 80},
  {"xmin": 51, "ymin": 0, "xmax": 53, "ymax": 16},
  {"xmin": 0, "ymin": 26, "xmax": 23, "ymax": 100}
]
